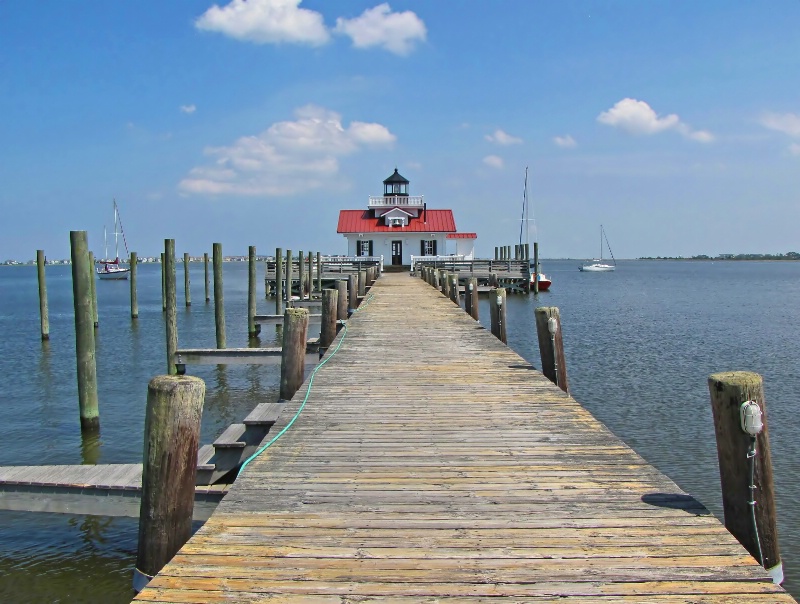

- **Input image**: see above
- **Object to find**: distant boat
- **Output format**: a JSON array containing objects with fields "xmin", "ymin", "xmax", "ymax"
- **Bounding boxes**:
[
  {"xmin": 579, "ymin": 225, "xmax": 616, "ymax": 272},
  {"xmin": 97, "ymin": 200, "xmax": 130, "ymax": 281},
  {"xmin": 519, "ymin": 167, "xmax": 551, "ymax": 291}
]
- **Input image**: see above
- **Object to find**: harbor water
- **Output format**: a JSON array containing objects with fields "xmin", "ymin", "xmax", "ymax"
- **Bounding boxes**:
[{"xmin": 0, "ymin": 259, "xmax": 798, "ymax": 602}]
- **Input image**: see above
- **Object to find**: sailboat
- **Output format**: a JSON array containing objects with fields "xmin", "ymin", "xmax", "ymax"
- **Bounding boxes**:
[
  {"xmin": 579, "ymin": 225, "xmax": 616, "ymax": 272},
  {"xmin": 520, "ymin": 167, "xmax": 551, "ymax": 291},
  {"xmin": 97, "ymin": 199, "xmax": 131, "ymax": 280}
]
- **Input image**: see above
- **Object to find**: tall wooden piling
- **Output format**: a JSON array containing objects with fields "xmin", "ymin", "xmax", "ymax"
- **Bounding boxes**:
[
  {"xmin": 320, "ymin": 289, "xmax": 338, "ymax": 351},
  {"xmin": 298, "ymin": 250, "xmax": 305, "ymax": 301},
  {"xmin": 441, "ymin": 271, "xmax": 450, "ymax": 298},
  {"xmin": 307, "ymin": 251, "xmax": 313, "ymax": 297},
  {"xmin": 533, "ymin": 242, "xmax": 540, "ymax": 294},
  {"xmin": 285, "ymin": 249, "xmax": 292, "ymax": 305},
  {"xmin": 88, "ymin": 251, "xmax": 98, "ymax": 328},
  {"xmin": 130, "ymin": 251, "xmax": 138, "ymax": 319},
  {"xmin": 164, "ymin": 240, "xmax": 178, "ymax": 375},
  {"xmin": 708, "ymin": 371, "xmax": 781, "ymax": 581},
  {"xmin": 36, "ymin": 250, "xmax": 49, "ymax": 340},
  {"xmin": 69, "ymin": 231, "xmax": 99, "ymax": 431},
  {"xmin": 466, "ymin": 277, "xmax": 479, "ymax": 320},
  {"xmin": 248, "ymin": 245, "xmax": 259, "ymax": 337},
  {"xmin": 316, "ymin": 252, "xmax": 322, "ymax": 294},
  {"xmin": 183, "ymin": 253, "xmax": 191, "ymax": 307},
  {"xmin": 134, "ymin": 375, "xmax": 205, "ymax": 593},
  {"xmin": 358, "ymin": 270, "xmax": 366, "ymax": 297},
  {"xmin": 275, "ymin": 247, "xmax": 284, "ymax": 316},
  {"xmin": 336, "ymin": 280, "xmax": 348, "ymax": 322},
  {"xmin": 161, "ymin": 253, "xmax": 166, "ymax": 312},
  {"xmin": 280, "ymin": 308, "xmax": 309, "ymax": 401},
  {"xmin": 449, "ymin": 274, "xmax": 459, "ymax": 304},
  {"xmin": 535, "ymin": 306, "xmax": 569, "ymax": 394},
  {"xmin": 348, "ymin": 274, "xmax": 357, "ymax": 313},
  {"xmin": 489, "ymin": 287, "xmax": 507, "ymax": 344},
  {"xmin": 203, "ymin": 252, "xmax": 210, "ymax": 302},
  {"xmin": 212, "ymin": 243, "xmax": 226, "ymax": 349}
]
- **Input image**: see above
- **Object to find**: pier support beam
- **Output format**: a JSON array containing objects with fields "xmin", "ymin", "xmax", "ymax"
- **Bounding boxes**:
[
  {"xmin": 275, "ymin": 247, "xmax": 284, "ymax": 316},
  {"xmin": 88, "ymin": 251, "xmax": 98, "ymax": 328},
  {"xmin": 336, "ymin": 280, "xmax": 348, "ymax": 323},
  {"xmin": 708, "ymin": 371, "xmax": 782, "ymax": 583},
  {"xmin": 203, "ymin": 252, "xmax": 210, "ymax": 303},
  {"xmin": 348, "ymin": 275, "xmax": 357, "ymax": 314},
  {"xmin": 248, "ymin": 245, "xmax": 260, "ymax": 337},
  {"xmin": 164, "ymin": 240, "xmax": 178, "ymax": 375},
  {"xmin": 320, "ymin": 289, "xmax": 338, "ymax": 353},
  {"xmin": 134, "ymin": 375, "xmax": 205, "ymax": 593},
  {"xmin": 183, "ymin": 252, "xmax": 191, "ymax": 307},
  {"xmin": 535, "ymin": 306, "xmax": 569, "ymax": 394}
]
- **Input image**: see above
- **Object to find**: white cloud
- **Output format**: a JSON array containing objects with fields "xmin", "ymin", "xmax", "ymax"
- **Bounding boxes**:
[
  {"xmin": 485, "ymin": 129, "xmax": 522, "ymax": 145},
  {"xmin": 180, "ymin": 104, "xmax": 197, "ymax": 114},
  {"xmin": 195, "ymin": 0, "xmax": 330, "ymax": 46},
  {"xmin": 179, "ymin": 105, "xmax": 395, "ymax": 196},
  {"xmin": 553, "ymin": 134, "xmax": 577, "ymax": 148},
  {"xmin": 597, "ymin": 98, "xmax": 713, "ymax": 142},
  {"xmin": 482, "ymin": 155, "xmax": 504, "ymax": 169},
  {"xmin": 759, "ymin": 112, "xmax": 800, "ymax": 137},
  {"xmin": 334, "ymin": 3, "xmax": 426, "ymax": 56}
]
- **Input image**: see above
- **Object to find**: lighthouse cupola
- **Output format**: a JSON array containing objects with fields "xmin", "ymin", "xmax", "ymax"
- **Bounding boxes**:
[{"xmin": 383, "ymin": 168, "xmax": 409, "ymax": 198}]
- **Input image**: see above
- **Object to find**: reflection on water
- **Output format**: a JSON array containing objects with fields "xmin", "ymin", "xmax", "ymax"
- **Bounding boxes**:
[{"xmin": 0, "ymin": 260, "xmax": 798, "ymax": 600}]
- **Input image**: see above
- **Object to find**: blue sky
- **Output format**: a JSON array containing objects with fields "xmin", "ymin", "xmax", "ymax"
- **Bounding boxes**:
[{"xmin": 2, "ymin": 1, "xmax": 799, "ymax": 261}]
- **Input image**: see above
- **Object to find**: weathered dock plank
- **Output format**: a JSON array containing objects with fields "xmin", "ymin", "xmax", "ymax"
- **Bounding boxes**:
[{"xmin": 135, "ymin": 273, "xmax": 795, "ymax": 602}]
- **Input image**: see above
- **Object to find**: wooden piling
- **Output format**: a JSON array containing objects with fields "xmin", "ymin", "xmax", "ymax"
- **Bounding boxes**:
[
  {"xmin": 275, "ymin": 247, "xmax": 284, "ymax": 316},
  {"xmin": 203, "ymin": 252, "xmax": 210, "ymax": 302},
  {"xmin": 533, "ymin": 241, "xmax": 539, "ymax": 295},
  {"xmin": 489, "ymin": 287, "xmax": 507, "ymax": 344},
  {"xmin": 134, "ymin": 375, "xmax": 205, "ymax": 593},
  {"xmin": 36, "ymin": 250, "xmax": 49, "ymax": 340},
  {"xmin": 358, "ymin": 270, "xmax": 366, "ymax": 297},
  {"xmin": 248, "ymin": 245, "xmax": 259, "ymax": 337},
  {"xmin": 298, "ymin": 250, "xmax": 305, "ymax": 301},
  {"xmin": 348, "ymin": 274, "xmax": 357, "ymax": 313},
  {"xmin": 164, "ymin": 240, "xmax": 178, "ymax": 375},
  {"xmin": 708, "ymin": 371, "xmax": 781, "ymax": 581},
  {"xmin": 441, "ymin": 271, "xmax": 450, "ymax": 298},
  {"xmin": 336, "ymin": 279, "xmax": 348, "ymax": 322},
  {"xmin": 183, "ymin": 252, "xmax": 191, "ymax": 307},
  {"xmin": 534, "ymin": 307, "xmax": 570, "ymax": 393},
  {"xmin": 161, "ymin": 253, "xmax": 166, "ymax": 312},
  {"xmin": 285, "ymin": 249, "xmax": 292, "ymax": 305},
  {"xmin": 88, "ymin": 251, "xmax": 98, "ymax": 328},
  {"xmin": 320, "ymin": 289, "xmax": 338, "ymax": 351},
  {"xmin": 280, "ymin": 308, "xmax": 309, "ymax": 401},
  {"xmin": 316, "ymin": 251, "xmax": 322, "ymax": 294},
  {"xmin": 467, "ymin": 277, "xmax": 479, "ymax": 320},
  {"xmin": 69, "ymin": 231, "xmax": 99, "ymax": 431},
  {"xmin": 130, "ymin": 251, "xmax": 138, "ymax": 319},
  {"xmin": 307, "ymin": 251, "xmax": 313, "ymax": 296},
  {"xmin": 449, "ymin": 274, "xmax": 459, "ymax": 304},
  {"xmin": 212, "ymin": 243, "xmax": 225, "ymax": 349}
]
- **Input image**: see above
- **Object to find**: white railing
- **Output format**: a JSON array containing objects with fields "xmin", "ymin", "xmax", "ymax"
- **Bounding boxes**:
[{"xmin": 368, "ymin": 195, "xmax": 424, "ymax": 207}]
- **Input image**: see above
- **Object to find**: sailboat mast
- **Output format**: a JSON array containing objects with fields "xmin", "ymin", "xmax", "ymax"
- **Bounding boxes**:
[{"xmin": 113, "ymin": 199, "xmax": 120, "ymax": 261}]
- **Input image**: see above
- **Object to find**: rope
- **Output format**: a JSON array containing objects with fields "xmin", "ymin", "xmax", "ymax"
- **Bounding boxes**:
[
  {"xmin": 237, "ymin": 293, "xmax": 375, "ymax": 476},
  {"xmin": 747, "ymin": 437, "xmax": 766, "ymax": 567}
]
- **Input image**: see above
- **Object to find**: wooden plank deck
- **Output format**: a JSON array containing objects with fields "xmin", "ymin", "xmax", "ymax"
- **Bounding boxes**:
[{"xmin": 135, "ymin": 273, "xmax": 795, "ymax": 603}]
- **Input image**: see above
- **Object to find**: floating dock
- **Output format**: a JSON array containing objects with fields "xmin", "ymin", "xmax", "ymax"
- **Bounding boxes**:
[{"xmin": 135, "ymin": 273, "xmax": 793, "ymax": 602}]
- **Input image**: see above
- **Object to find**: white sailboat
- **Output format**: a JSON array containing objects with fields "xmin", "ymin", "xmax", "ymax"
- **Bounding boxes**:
[
  {"xmin": 97, "ymin": 199, "xmax": 130, "ymax": 280},
  {"xmin": 579, "ymin": 225, "xmax": 616, "ymax": 272},
  {"xmin": 519, "ymin": 167, "xmax": 551, "ymax": 291}
]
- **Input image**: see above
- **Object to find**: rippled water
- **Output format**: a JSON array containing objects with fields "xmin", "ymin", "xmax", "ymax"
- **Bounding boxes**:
[{"xmin": 0, "ymin": 259, "xmax": 798, "ymax": 601}]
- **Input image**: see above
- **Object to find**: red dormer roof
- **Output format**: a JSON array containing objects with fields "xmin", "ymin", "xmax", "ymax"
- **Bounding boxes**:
[{"xmin": 337, "ymin": 209, "xmax": 456, "ymax": 233}]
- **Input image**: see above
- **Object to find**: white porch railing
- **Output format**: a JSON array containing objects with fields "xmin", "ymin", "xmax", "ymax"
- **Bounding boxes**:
[{"xmin": 368, "ymin": 195, "xmax": 424, "ymax": 207}]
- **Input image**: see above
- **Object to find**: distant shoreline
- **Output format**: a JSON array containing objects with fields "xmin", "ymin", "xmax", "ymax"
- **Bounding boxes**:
[{"xmin": 638, "ymin": 254, "xmax": 800, "ymax": 261}]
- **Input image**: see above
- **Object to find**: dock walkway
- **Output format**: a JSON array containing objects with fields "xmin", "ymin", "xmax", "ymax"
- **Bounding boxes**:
[{"xmin": 136, "ymin": 273, "xmax": 795, "ymax": 602}]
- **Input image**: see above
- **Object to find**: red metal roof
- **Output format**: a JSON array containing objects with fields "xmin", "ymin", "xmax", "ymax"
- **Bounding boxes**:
[
  {"xmin": 447, "ymin": 233, "xmax": 477, "ymax": 239},
  {"xmin": 337, "ymin": 209, "xmax": 457, "ymax": 233}
]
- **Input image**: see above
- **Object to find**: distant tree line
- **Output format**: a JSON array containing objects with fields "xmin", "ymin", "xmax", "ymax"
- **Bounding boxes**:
[{"xmin": 640, "ymin": 252, "xmax": 800, "ymax": 260}]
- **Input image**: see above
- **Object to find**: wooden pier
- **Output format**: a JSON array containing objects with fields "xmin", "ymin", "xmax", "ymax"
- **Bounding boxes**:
[{"xmin": 135, "ymin": 273, "xmax": 795, "ymax": 602}]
